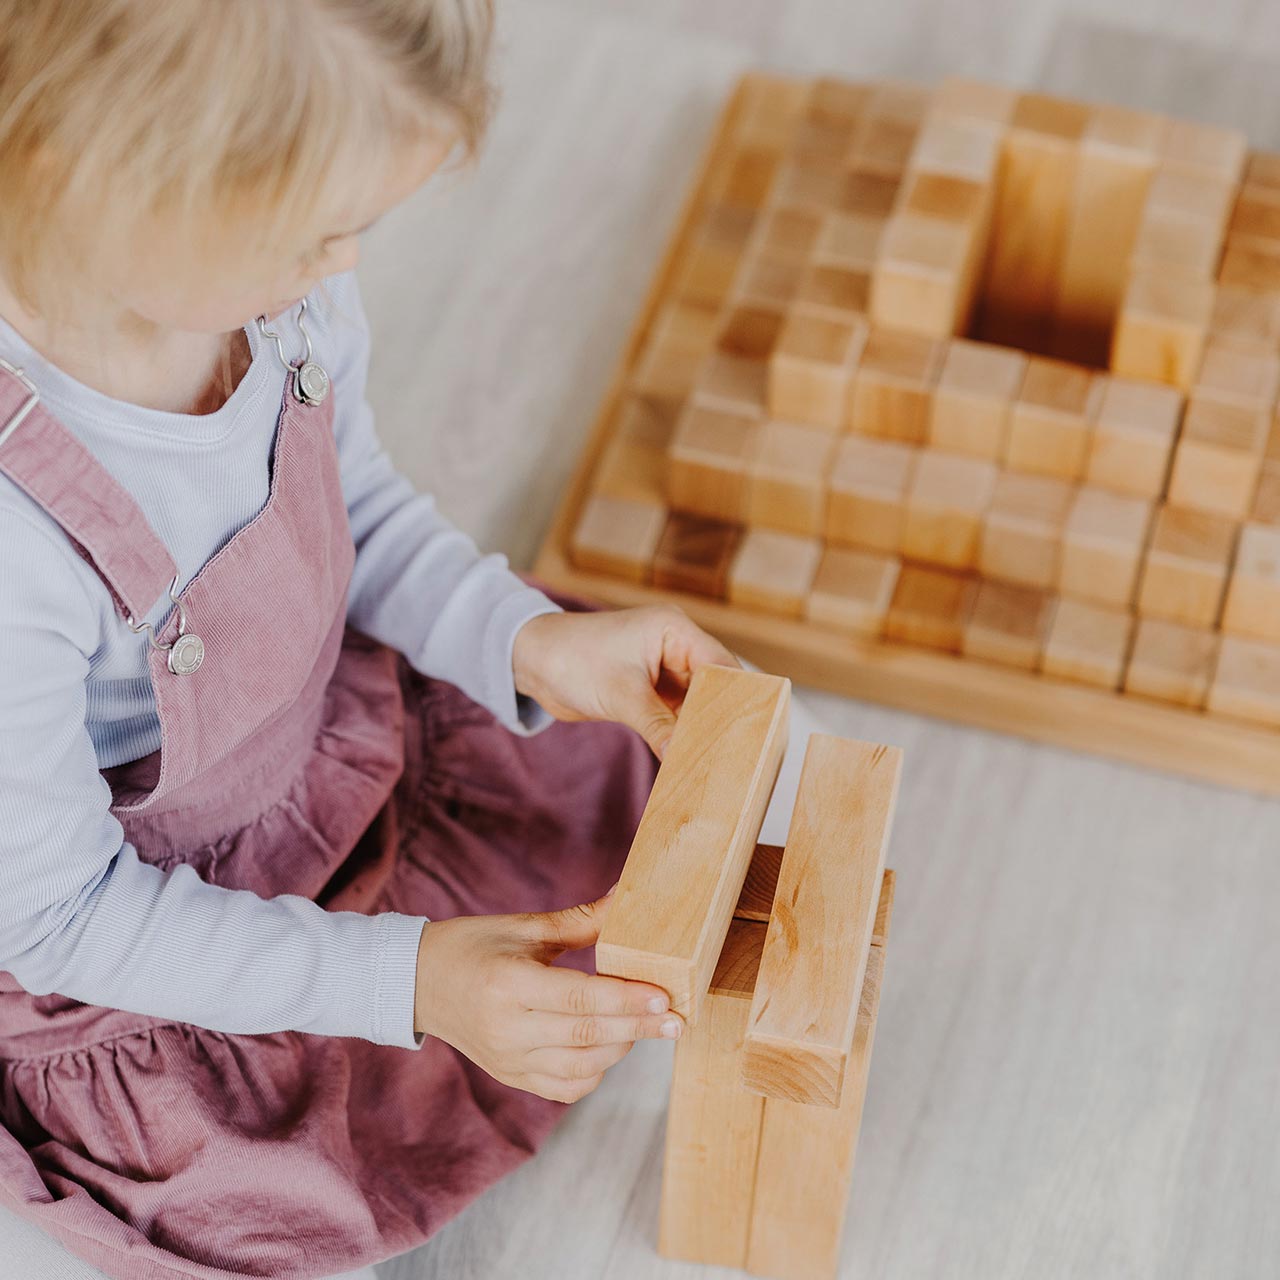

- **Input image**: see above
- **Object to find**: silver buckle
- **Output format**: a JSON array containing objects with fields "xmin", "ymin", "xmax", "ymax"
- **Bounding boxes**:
[{"xmin": 0, "ymin": 358, "xmax": 39, "ymax": 449}]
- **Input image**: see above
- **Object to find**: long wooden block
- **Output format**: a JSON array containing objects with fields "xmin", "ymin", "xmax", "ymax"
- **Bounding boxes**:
[
  {"xmin": 744, "ymin": 874, "xmax": 896, "ymax": 1280},
  {"xmin": 847, "ymin": 326, "xmax": 944, "ymax": 442},
  {"xmin": 1165, "ymin": 396, "xmax": 1269, "ymax": 520},
  {"xmin": 746, "ymin": 419, "xmax": 838, "ymax": 536},
  {"xmin": 768, "ymin": 310, "xmax": 866, "ymax": 429},
  {"xmin": 596, "ymin": 665, "xmax": 790, "ymax": 1023},
  {"xmin": 1053, "ymin": 104, "xmax": 1164, "ymax": 365},
  {"xmin": 657, "ymin": 921, "xmax": 768, "ymax": 1270},
  {"xmin": 1059, "ymin": 486, "xmax": 1154, "ymax": 607},
  {"xmin": 729, "ymin": 527, "xmax": 824, "ymax": 618},
  {"xmin": 1221, "ymin": 522, "xmax": 1280, "ymax": 642},
  {"xmin": 1040, "ymin": 597, "xmax": 1134, "ymax": 689},
  {"xmin": 569, "ymin": 491, "xmax": 668, "ymax": 583},
  {"xmin": 929, "ymin": 338, "xmax": 1028, "ymax": 460},
  {"xmin": 902, "ymin": 451, "xmax": 998, "ymax": 568},
  {"xmin": 1135, "ymin": 505, "xmax": 1239, "ymax": 628},
  {"xmin": 979, "ymin": 470, "xmax": 1074, "ymax": 589},
  {"xmin": 741, "ymin": 736, "xmax": 901, "ymax": 1107},
  {"xmin": 667, "ymin": 401, "xmax": 761, "ymax": 523},
  {"xmin": 1004, "ymin": 357, "xmax": 1100, "ymax": 481},
  {"xmin": 1111, "ymin": 270, "xmax": 1214, "ymax": 390},
  {"xmin": 826, "ymin": 435, "xmax": 917, "ymax": 551},
  {"xmin": 1084, "ymin": 375, "xmax": 1184, "ymax": 499},
  {"xmin": 1124, "ymin": 617, "xmax": 1220, "ymax": 708}
]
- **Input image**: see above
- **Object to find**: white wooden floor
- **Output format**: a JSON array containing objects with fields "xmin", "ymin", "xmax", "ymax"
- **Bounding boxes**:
[
  {"xmin": 9, "ymin": 2, "xmax": 1280, "ymax": 1278},
  {"xmin": 358, "ymin": 4, "xmax": 1280, "ymax": 1279}
]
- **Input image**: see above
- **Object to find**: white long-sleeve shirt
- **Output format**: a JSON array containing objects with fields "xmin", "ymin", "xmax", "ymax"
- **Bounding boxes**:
[{"xmin": 0, "ymin": 268, "xmax": 563, "ymax": 1051}]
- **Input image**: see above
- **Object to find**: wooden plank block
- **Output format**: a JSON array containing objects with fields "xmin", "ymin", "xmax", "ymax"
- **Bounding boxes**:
[
  {"xmin": 651, "ymin": 512, "xmax": 743, "ymax": 598},
  {"xmin": 1222, "ymin": 522, "xmax": 1280, "ymax": 642},
  {"xmin": 805, "ymin": 546, "xmax": 900, "ymax": 638},
  {"xmin": 979, "ymin": 92, "xmax": 1090, "ymax": 352},
  {"xmin": 744, "ymin": 874, "xmax": 896, "ymax": 1280},
  {"xmin": 1218, "ymin": 238, "xmax": 1280, "ymax": 292},
  {"xmin": 657, "ymin": 942, "xmax": 766, "ymax": 1270},
  {"xmin": 902, "ymin": 451, "xmax": 998, "ymax": 568},
  {"xmin": 728, "ymin": 527, "xmax": 824, "ymax": 617},
  {"xmin": 1059, "ymin": 485, "xmax": 1154, "ymax": 607},
  {"xmin": 1165, "ymin": 396, "xmax": 1269, "ymax": 519},
  {"xmin": 768, "ymin": 309, "xmax": 865, "ymax": 429},
  {"xmin": 1085, "ymin": 374, "xmax": 1184, "ymax": 498},
  {"xmin": 840, "ymin": 169, "xmax": 903, "ymax": 218},
  {"xmin": 1129, "ymin": 201, "xmax": 1228, "ymax": 278},
  {"xmin": 1053, "ymin": 103, "xmax": 1164, "ymax": 365},
  {"xmin": 885, "ymin": 563, "xmax": 978, "ymax": 651},
  {"xmin": 1135, "ymin": 505, "xmax": 1239, "ymax": 627},
  {"xmin": 826, "ymin": 435, "xmax": 917, "ymax": 551},
  {"xmin": 962, "ymin": 580, "xmax": 1055, "ymax": 670},
  {"xmin": 746, "ymin": 419, "xmax": 837, "ymax": 536},
  {"xmin": 569, "ymin": 491, "xmax": 668, "ymax": 583},
  {"xmin": 908, "ymin": 114, "xmax": 1003, "ymax": 183},
  {"xmin": 691, "ymin": 349, "xmax": 769, "ymax": 418},
  {"xmin": 847, "ymin": 111, "xmax": 920, "ymax": 177},
  {"xmin": 1004, "ymin": 356, "xmax": 1100, "ymax": 481},
  {"xmin": 732, "ymin": 248, "xmax": 806, "ymax": 310},
  {"xmin": 847, "ymin": 326, "xmax": 945, "ymax": 442},
  {"xmin": 1160, "ymin": 117, "xmax": 1247, "ymax": 183},
  {"xmin": 716, "ymin": 302, "xmax": 786, "ymax": 361},
  {"xmin": 1111, "ymin": 269, "xmax": 1214, "ymax": 390},
  {"xmin": 742, "ymin": 735, "xmax": 901, "ymax": 1106},
  {"xmin": 929, "ymin": 339, "xmax": 1028, "ymax": 460},
  {"xmin": 597, "ymin": 664, "xmax": 789, "ymax": 1024},
  {"xmin": 1124, "ymin": 616, "xmax": 1220, "ymax": 708},
  {"xmin": 1040, "ymin": 597, "xmax": 1134, "ymax": 689},
  {"xmin": 1226, "ymin": 183, "xmax": 1280, "ymax": 245},
  {"xmin": 753, "ymin": 204, "xmax": 826, "ymax": 262},
  {"xmin": 1207, "ymin": 635, "xmax": 1280, "ymax": 727},
  {"xmin": 978, "ymin": 470, "xmax": 1074, "ymax": 588},
  {"xmin": 667, "ymin": 402, "xmax": 760, "ymax": 522}
]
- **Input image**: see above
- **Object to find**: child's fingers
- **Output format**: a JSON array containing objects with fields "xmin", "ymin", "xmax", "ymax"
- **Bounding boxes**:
[
  {"xmin": 520, "ymin": 1069, "xmax": 607, "ymax": 1105},
  {"xmin": 524, "ymin": 1038, "xmax": 634, "ymax": 1081},
  {"xmin": 517, "ymin": 1005, "xmax": 684, "ymax": 1050}
]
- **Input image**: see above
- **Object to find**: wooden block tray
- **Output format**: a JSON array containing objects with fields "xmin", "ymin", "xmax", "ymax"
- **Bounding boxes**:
[{"xmin": 532, "ymin": 71, "xmax": 1280, "ymax": 797}]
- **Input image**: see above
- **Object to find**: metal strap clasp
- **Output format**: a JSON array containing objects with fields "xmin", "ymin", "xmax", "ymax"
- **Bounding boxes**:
[
  {"xmin": 0, "ymin": 358, "xmax": 40, "ymax": 450},
  {"xmin": 126, "ymin": 572, "xmax": 206, "ymax": 676}
]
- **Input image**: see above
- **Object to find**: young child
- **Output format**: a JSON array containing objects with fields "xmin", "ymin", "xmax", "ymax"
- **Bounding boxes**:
[{"xmin": 0, "ymin": 3, "xmax": 745, "ymax": 1277}]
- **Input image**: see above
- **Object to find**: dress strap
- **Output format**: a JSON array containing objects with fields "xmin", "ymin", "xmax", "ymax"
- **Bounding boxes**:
[{"xmin": 0, "ymin": 360, "xmax": 178, "ymax": 624}]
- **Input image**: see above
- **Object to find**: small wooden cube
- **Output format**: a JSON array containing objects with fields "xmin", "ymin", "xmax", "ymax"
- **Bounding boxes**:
[
  {"xmin": 884, "ymin": 564, "xmax": 978, "ymax": 652},
  {"xmin": 1165, "ymin": 397, "xmax": 1269, "ymax": 519},
  {"xmin": 772, "ymin": 160, "xmax": 847, "ymax": 211},
  {"xmin": 814, "ymin": 212, "xmax": 886, "ymax": 270},
  {"xmin": 929, "ymin": 76, "xmax": 1018, "ymax": 128},
  {"xmin": 753, "ymin": 205, "xmax": 826, "ymax": 261},
  {"xmin": 727, "ymin": 527, "xmax": 823, "ymax": 617},
  {"xmin": 1218, "ymin": 239, "xmax": 1280, "ymax": 292},
  {"xmin": 1227, "ymin": 183, "xmax": 1280, "ymax": 244},
  {"xmin": 1136, "ymin": 505, "xmax": 1239, "ymax": 628},
  {"xmin": 847, "ymin": 327, "xmax": 945, "ymax": 442},
  {"xmin": 847, "ymin": 112, "xmax": 919, "ymax": 177},
  {"xmin": 691, "ymin": 350, "xmax": 769, "ymax": 417},
  {"xmin": 961, "ymin": 580, "xmax": 1055, "ymax": 670},
  {"xmin": 673, "ymin": 236, "xmax": 743, "ymax": 310},
  {"xmin": 840, "ymin": 170, "xmax": 902, "ymax": 218},
  {"xmin": 715, "ymin": 304, "xmax": 786, "ymax": 361},
  {"xmin": 667, "ymin": 403, "xmax": 760, "ymax": 522},
  {"xmin": 909, "ymin": 115, "xmax": 1003, "ymax": 182},
  {"xmin": 826, "ymin": 436, "xmax": 917, "ymax": 550},
  {"xmin": 1059, "ymin": 486, "xmax": 1154, "ymax": 607},
  {"xmin": 929, "ymin": 339, "xmax": 1028, "ymax": 460},
  {"xmin": 804, "ymin": 546, "xmax": 901, "ymax": 637},
  {"xmin": 631, "ymin": 333, "xmax": 706, "ymax": 404},
  {"xmin": 652, "ymin": 513, "xmax": 743, "ymax": 598},
  {"xmin": 768, "ymin": 310, "xmax": 865, "ymax": 429},
  {"xmin": 1192, "ymin": 337, "xmax": 1280, "ymax": 412},
  {"xmin": 732, "ymin": 250, "xmax": 805, "ymax": 310},
  {"xmin": 648, "ymin": 300, "xmax": 722, "ymax": 357},
  {"xmin": 1160, "ymin": 118, "xmax": 1247, "ymax": 183},
  {"xmin": 1253, "ymin": 460, "xmax": 1280, "ymax": 526},
  {"xmin": 594, "ymin": 396, "xmax": 679, "ymax": 504},
  {"xmin": 899, "ymin": 169, "xmax": 989, "ymax": 224},
  {"xmin": 1210, "ymin": 284, "xmax": 1280, "ymax": 352},
  {"xmin": 794, "ymin": 262, "xmax": 873, "ymax": 318},
  {"xmin": 1004, "ymin": 357, "xmax": 1099, "ymax": 481},
  {"xmin": 1085, "ymin": 375, "xmax": 1184, "ymax": 498},
  {"xmin": 712, "ymin": 149, "xmax": 781, "ymax": 211},
  {"xmin": 570, "ymin": 492, "xmax": 668, "ymax": 583},
  {"xmin": 1207, "ymin": 635, "xmax": 1280, "ymax": 727},
  {"xmin": 902, "ymin": 451, "xmax": 998, "ymax": 568},
  {"xmin": 746, "ymin": 420, "xmax": 837, "ymax": 536},
  {"xmin": 979, "ymin": 471, "xmax": 1074, "ymax": 588},
  {"xmin": 1124, "ymin": 617, "xmax": 1220, "ymax": 708},
  {"xmin": 1111, "ymin": 269, "xmax": 1214, "ymax": 390},
  {"xmin": 1040, "ymin": 597, "xmax": 1133, "ymax": 689},
  {"xmin": 1128, "ymin": 202, "xmax": 1228, "ymax": 278},
  {"xmin": 1221, "ymin": 522, "xmax": 1280, "ymax": 642},
  {"xmin": 869, "ymin": 213, "xmax": 975, "ymax": 336}
]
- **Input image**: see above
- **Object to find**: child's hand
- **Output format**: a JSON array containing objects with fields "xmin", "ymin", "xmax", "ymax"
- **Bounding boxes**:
[
  {"xmin": 413, "ymin": 886, "xmax": 684, "ymax": 1103},
  {"xmin": 512, "ymin": 605, "xmax": 742, "ymax": 760}
]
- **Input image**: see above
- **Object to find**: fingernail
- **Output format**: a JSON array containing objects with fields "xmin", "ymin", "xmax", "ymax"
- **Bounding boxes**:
[
  {"xmin": 647, "ymin": 995, "xmax": 668, "ymax": 1013},
  {"xmin": 661, "ymin": 1018, "xmax": 681, "ymax": 1038},
  {"xmin": 605, "ymin": 881, "xmax": 619, "ymax": 897}
]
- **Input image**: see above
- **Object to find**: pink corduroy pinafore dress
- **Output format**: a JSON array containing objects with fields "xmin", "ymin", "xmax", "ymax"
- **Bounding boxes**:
[{"xmin": 0, "ymin": 325, "xmax": 660, "ymax": 1279}]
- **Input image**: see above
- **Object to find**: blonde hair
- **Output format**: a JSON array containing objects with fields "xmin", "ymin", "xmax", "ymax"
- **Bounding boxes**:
[{"xmin": 0, "ymin": 0, "xmax": 495, "ymax": 320}]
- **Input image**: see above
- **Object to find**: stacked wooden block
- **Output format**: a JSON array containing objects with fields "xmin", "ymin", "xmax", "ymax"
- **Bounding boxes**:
[
  {"xmin": 597, "ymin": 664, "xmax": 901, "ymax": 1280},
  {"xmin": 568, "ymin": 72, "xmax": 1280, "ymax": 733}
]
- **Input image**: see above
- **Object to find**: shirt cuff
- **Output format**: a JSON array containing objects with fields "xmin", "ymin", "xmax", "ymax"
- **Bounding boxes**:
[
  {"xmin": 483, "ymin": 589, "xmax": 565, "ymax": 736},
  {"xmin": 371, "ymin": 910, "xmax": 432, "ymax": 1050}
]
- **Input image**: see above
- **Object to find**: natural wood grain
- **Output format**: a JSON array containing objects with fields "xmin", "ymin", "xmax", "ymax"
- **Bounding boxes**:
[
  {"xmin": 596, "ymin": 663, "xmax": 790, "ymax": 1023},
  {"xmin": 741, "ymin": 736, "xmax": 902, "ymax": 1106}
]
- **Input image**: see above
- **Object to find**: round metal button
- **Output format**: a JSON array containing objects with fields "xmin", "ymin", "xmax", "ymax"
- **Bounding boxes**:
[
  {"xmin": 168, "ymin": 632, "xmax": 205, "ymax": 676},
  {"xmin": 297, "ymin": 361, "xmax": 330, "ymax": 405}
]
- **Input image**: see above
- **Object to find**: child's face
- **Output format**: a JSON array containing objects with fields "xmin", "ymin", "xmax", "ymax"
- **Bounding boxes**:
[{"xmin": 123, "ymin": 128, "xmax": 455, "ymax": 335}]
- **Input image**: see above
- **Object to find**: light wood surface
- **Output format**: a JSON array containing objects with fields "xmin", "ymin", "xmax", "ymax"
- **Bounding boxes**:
[{"xmin": 595, "ymin": 664, "xmax": 790, "ymax": 1023}]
